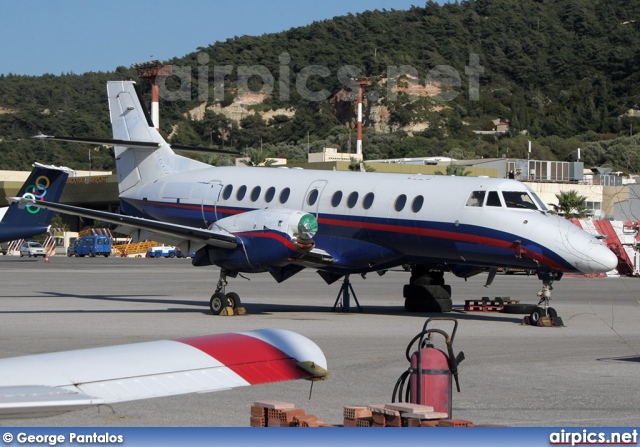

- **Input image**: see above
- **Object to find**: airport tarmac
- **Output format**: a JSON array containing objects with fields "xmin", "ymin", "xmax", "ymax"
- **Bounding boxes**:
[{"xmin": 1, "ymin": 255, "xmax": 639, "ymax": 427}]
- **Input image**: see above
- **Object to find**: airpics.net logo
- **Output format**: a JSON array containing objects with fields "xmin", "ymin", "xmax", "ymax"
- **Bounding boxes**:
[
  {"xmin": 154, "ymin": 52, "xmax": 484, "ymax": 104},
  {"xmin": 549, "ymin": 429, "xmax": 638, "ymax": 446},
  {"xmin": 22, "ymin": 175, "xmax": 50, "ymax": 214}
]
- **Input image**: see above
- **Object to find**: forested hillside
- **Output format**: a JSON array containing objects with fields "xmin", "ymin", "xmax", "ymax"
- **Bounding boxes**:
[{"xmin": 1, "ymin": 0, "xmax": 639, "ymax": 172}]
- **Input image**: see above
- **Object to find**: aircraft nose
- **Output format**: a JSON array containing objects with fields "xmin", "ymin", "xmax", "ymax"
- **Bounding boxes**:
[{"xmin": 576, "ymin": 241, "xmax": 618, "ymax": 274}]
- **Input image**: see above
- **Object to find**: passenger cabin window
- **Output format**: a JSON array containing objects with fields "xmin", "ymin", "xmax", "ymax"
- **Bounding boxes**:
[
  {"xmin": 395, "ymin": 194, "xmax": 407, "ymax": 212},
  {"xmin": 331, "ymin": 191, "xmax": 343, "ymax": 207},
  {"xmin": 279, "ymin": 187, "xmax": 290, "ymax": 204},
  {"xmin": 362, "ymin": 192, "xmax": 374, "ymax": 210},
  {"xmin": 486, "ymin": 191, "xmax": 502, "ymax": 207},
  {"xmin": 412, "ymin": 195, "xmax": 424, "ymax": 213},
  {"xmin": 250, "ymin": 186, "xmax": 261, "ymax": 202},
  {"xmin": 307, "ymin": 189, "xmax": 319, "ymax": 206},
  {"xmin": 502, "ymin": 191, "xmax": 537, "ymax": 210},
  {"xmin": 265, "ymin": 187, "xmax": 275, "ymax": 203},
  {"xmin": 347, "ymin": 192, "xmax": 358, "ymax": 209},
  {"xmin": 236, "ymin": 185, "xmax": 247, "ymax": 201},
  {"xmin": 466, "ymin": 191, "xmax": 485, "ymax": 207},
  {"xmin": 222, "ymin": 185, "xmax": 233, "ymax": 200}
]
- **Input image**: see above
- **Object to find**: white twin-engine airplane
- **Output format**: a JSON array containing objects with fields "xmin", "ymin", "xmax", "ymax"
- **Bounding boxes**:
[{"xmin": 12, "ymin": 81, "xmax": 618, "ymax": 319}]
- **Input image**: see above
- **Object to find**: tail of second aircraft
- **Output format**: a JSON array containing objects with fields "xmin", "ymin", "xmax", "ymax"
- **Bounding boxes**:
[
  {"xmin": 0, "ymin": 163, "xmax": 70, "ymax": 243},
  {"xmin": 107, "ymin": 81, "xmax": 209, "ymax": 195}
]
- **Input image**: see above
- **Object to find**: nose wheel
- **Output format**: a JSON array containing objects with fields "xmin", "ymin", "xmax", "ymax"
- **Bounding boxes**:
[{"xmin": 528, "ymin": 280, "xmax": 559, "ymax": 326}]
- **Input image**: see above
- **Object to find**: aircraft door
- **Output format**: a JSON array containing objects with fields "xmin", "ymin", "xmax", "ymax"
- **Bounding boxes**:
[
  {"xmin": 302, "ymin": 180, "xmax": 328, "ymax": 217},
  {"xmin": 192, "ymin": 180, "xmax": 223, "ymax": 226}
]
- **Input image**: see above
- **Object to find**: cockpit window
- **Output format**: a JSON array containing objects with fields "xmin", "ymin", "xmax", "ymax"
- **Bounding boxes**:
[
  {"xmin": 530, "ymin": 192, "xmax": 549, "ymax": 211},
  {"xmin": 466, "ymin": 191, "xmax": 485, "ymax": 207},
  {"xmin": 502, "ymin": 191, "xmax": 538, "ymax": 210},
  {"xmin": 486, "ymin": 191, "xmax": 502, "ymax": 207}
]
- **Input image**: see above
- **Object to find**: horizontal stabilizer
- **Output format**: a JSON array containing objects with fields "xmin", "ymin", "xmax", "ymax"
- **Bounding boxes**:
[
  {"xmin": 33, "ymin": 135, "xmax": 241, "ymax": 155},
  {"xmin": 170, "ymin": 144, "xmax": 242, "ymax": 156},
  {"xmin": 32, "ymin": 135, "xmax": 161, "ymax": 150}
]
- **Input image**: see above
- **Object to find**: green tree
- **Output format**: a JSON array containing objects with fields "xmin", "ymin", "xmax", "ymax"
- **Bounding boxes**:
[
  {"xmin": 550, "ymin": 190, "xmax": 591, "ymax": 218},
  {"xmin": 240, "ymin": 148, "xmax": 277, "ymax": 166},
  {"xmin": 348, "ymin": 157, "xmax": 375, "ymax": 172},
  {"xmin": 435, "ymin": 163, "xmax": 471, "ymax": 176}
]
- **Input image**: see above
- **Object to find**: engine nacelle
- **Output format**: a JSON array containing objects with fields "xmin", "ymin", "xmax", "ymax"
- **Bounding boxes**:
[{"xmin": 193, "ymin": 209, "xmax": 318, "ymax": 272}]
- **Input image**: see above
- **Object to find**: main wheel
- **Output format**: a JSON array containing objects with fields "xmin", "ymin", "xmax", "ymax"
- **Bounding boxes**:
[
  {"xmin": 225, "ymin": 292, "xmax": 241, "ymax": 309},
  {"xmin": 209, "ymin": 292, "xmax": 228, "ymax": 315},
  {"xmin": 529, "ymin": 306, "xmax": 545, "ymax": 325}
]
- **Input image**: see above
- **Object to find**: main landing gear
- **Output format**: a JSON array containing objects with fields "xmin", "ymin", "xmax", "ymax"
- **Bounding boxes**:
[
  {"xmin": 209, "ymin": 268, "xmax": 243, "ymax": 315},
  {"xmin": 527, "ymin": 271, "xmax": 562, "ymax": 326}
]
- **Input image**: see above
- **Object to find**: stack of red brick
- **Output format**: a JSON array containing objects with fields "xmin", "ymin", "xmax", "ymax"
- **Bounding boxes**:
[
  {"xmin": 343, "ymin": 403, "xmax": 473, "ymax": 428},
  {"xmin": 250, "ymin": 401, "xmax": 333, "ymax": 427},
  {"xmin": 250, "ymin": 401, "xmax": 474, "ymax": 428}
]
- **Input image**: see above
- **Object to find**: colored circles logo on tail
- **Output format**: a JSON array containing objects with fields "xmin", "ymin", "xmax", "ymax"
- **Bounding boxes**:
[{"xmin": 23, "ymin": 176, "xmax": 50, "ymax": 214}]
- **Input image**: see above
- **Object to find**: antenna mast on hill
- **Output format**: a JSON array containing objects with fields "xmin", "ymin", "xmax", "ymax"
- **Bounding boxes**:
[
  {"xmin": 132, "ymin": 60, "xmax": 173, "ymax": 129},
  {"xmin": 355, "ymin": 78, "xmax": 371, "ymax": 156}
]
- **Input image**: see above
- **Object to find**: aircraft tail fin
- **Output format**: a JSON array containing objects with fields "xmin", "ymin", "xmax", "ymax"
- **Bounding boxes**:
[
  {"xmin": 107, "ymin": 81, "xmax": 207, "ymax": 194},
  {"xmin": 1, "ymin": 163, "xmax": 70, "ymax": 241}
]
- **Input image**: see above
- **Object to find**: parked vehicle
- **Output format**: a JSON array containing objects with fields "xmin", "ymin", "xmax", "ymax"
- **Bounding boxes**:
[
  {"xmin": 66, "ymin": 239, "xmax": 79, "ymax": 257},
  {"xmin": 73, "ymin": 235, "xmax": 112, "ymax": 257},
  {"xmin": 146, "ymin": 245, "xmax": 181, "ymax": 258},
  {"xmin": 19, "ymin": 241, "xmax": 47, "ymax": 257},
  {"xmin": 0, "ymin": 242, "xmax": 7, "ymax": 255}
]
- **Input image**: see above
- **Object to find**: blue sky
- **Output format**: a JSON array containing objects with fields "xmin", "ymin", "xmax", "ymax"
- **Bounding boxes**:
[{"xmin": 1, "ymin": 1, "xmax": 439, "ymax": 76}]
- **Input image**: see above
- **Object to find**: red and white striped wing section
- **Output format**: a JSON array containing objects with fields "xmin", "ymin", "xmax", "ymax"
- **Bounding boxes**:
[{"xmin": 0, "ymin": 329, "xmax": 327, "ymax": 419}]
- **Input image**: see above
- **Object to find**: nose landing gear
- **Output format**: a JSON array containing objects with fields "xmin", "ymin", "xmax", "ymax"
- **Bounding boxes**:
[{"xmin": 527, "ymin": 271, "xmax": 563, "ymax": 327}]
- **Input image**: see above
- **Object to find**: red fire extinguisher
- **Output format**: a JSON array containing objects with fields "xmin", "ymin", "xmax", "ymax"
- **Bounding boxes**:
[{"xmin": 392, "ymin": 317, "xmax": 464, "ymax": 418}]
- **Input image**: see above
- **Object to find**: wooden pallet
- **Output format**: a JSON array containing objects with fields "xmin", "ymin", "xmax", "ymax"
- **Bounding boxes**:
[{"xmin": 464, "ymin": 297, "xmax": 518, "ymax": 312}]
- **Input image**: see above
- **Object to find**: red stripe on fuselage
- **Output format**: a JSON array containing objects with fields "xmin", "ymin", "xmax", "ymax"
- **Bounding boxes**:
[{"xmin": 178, "ymin": 333, "xmax": 307, "ymax": 385}]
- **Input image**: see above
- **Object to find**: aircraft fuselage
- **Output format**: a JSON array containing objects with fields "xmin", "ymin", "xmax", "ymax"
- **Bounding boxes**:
[{"xmin": 119, "ymin": 166, "xmax": 616, "ymax": 276}]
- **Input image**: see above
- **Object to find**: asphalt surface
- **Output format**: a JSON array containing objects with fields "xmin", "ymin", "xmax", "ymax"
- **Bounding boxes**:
[{"xmin": 1, "ymin": 255, "xmax": 639, "ymax": 427}]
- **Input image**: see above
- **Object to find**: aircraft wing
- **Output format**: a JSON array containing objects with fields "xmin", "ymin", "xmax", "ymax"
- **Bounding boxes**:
[
  {"xmin": 0, "ymin": 386, "xmax": 104, "ymax": 420},
  {"xmin": 0, "ymin": 329, "xmax": 328, "ymax": 419},
  {"xmin": 6, "ymin": 197, "xmax": 237, "ymax": 249}
]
